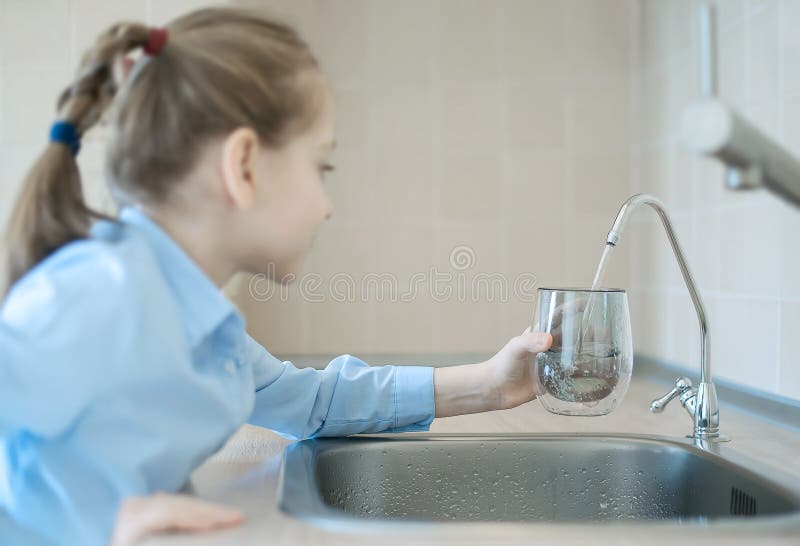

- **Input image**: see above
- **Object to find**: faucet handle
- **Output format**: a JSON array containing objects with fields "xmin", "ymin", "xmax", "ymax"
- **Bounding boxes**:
[{"xmin": 650, "ymin": 377, "xmax": 694, "ymax": 413}]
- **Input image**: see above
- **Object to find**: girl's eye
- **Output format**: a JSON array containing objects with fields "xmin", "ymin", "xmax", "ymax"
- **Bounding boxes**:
[{"xmin": 319, "ymin": 163, "xmax": 335, "ymax": 177}]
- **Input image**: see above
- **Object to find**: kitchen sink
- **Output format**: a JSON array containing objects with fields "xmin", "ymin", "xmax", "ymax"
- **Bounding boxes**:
[{"xmin": 278, "ymin": 433, "xmax": 800, "ymax": 532}]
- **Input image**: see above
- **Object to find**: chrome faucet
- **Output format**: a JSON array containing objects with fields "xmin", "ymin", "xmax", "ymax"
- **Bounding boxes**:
[
  {"xmin": 682, "ymin": 3, "xmax": 800, "ymax": 207},
  {"xmin": 604, "ymin": 193, "xmax": 728, "ymax": 441}
]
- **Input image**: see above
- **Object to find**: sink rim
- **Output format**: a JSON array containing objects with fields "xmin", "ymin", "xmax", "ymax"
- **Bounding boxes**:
[{"xmin": 278, "ymin": 432, "xmax": 800, "ymax": 534}]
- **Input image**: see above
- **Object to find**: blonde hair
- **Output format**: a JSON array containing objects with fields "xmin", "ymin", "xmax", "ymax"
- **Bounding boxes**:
[{"xmin": 3, "ymin": 6, "xmax": 322, "ymax": 292}]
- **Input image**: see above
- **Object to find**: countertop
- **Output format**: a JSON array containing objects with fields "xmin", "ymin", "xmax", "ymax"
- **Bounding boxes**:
[{"xmin": 144, "ymin": 374, "xmax": 800, "ymax": 546}]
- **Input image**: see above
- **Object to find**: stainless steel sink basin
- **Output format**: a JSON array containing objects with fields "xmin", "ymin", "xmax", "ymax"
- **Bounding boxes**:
[{"xmin": 278, "ymin": 433, "xmax": 800, "ymax": 532}]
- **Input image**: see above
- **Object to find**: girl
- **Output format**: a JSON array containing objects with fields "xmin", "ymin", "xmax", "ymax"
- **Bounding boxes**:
[{"xmin": 0, "ymin": 7, "xmax": 552, "ymax": 546}]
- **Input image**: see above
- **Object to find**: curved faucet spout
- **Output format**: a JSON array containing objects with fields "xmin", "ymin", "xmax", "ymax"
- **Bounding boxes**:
[{"xmin": 604, "ymin": 193, "xmax": 723, "ymax": 440}]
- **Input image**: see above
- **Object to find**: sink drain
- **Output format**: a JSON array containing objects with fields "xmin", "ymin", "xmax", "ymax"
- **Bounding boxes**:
[{"xmin": 730, "ymin": 486, "xmax": 757, "ymax": 516}]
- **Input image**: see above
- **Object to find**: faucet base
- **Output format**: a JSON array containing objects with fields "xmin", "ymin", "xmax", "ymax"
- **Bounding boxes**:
[{"xmin": 687, "ymin": 433, "xmax": 731, "ymax": 443}]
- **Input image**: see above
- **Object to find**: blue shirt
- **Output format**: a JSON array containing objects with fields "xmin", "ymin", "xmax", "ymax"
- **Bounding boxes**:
[{"xmin": 0, "ymin": 207, "xmax": 435, "ymax": 546}]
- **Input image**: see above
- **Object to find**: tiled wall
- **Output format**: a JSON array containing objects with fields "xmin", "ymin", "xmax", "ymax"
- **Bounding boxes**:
[
  {"xmin": 2, "ymin": 0, "xmax": 795, "ymax": 399},
  {"xmin": 232, "ymin": 0, "xmax": 633, "ymax": 356},
  {"xmin": 1, "ymin": 2, "xmax": 634, "ymax": 361},
  {"xmin": 629, "ymin": 0, "xmax": 799, "ymax": 400}
]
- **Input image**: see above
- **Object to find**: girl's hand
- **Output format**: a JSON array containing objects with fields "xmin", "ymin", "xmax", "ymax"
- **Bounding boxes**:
[
  {"xmin": 109, "ymin": 493, "xmax": 244, "ymax": 546},
  {"xmin": 433, "ymin": 328, "xmax": 552, "ymax": 418},
  {"xmin": 484, "ymin": 327, "xmax": 552, "ymax": 410}
]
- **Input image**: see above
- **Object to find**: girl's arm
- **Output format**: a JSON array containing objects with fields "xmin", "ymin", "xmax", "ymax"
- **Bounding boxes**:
[
  {"xmin": 245, "ymin": 335, "xmax": 434, "ymax": 439},
  {"xmin": 0, "ymin": 324, "xmax": 99, "ymax": 436},
  {"xmin": 243, "ymin": 327, "xmax": 551, "ymax": 439}
]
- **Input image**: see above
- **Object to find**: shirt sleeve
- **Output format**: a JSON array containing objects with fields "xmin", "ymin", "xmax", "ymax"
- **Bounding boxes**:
[
  {"xmin": 0, "ymin": 325, "xmax": 61, "ymax": 436},
  {"xmin": 242, "ymin": 334, "xmax": 436, "ymax": 440},
  {"xmin": 0, "ymin": 250, "xmax": 128, "ymax": 438}
]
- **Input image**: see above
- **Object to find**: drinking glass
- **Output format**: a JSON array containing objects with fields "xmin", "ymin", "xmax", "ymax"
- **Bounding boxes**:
[{"xmin": 532, "ymin": 287, "xmax": 633, "ymax": 416}]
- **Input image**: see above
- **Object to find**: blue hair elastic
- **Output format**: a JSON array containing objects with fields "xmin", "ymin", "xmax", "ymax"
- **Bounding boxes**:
[{"xmin": 49, "ymin": 121, "xmax": 81, "ymax": 156}]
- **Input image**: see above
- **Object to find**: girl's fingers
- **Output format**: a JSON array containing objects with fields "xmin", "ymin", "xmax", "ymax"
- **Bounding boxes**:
[
  {"xmin": 514, "ymin": 331, "xmax": 552, "ymax": 353},
  {"xmin": 111, "ymin": 494, "xmax": 244, "ymax": 546},
  {"xmin": 549, "ymin": 297, "xmax": 588, "ymax": 331},
  {"xmin": 147, "ymin": 495, "xmax": 243, "ymax": 532},
  {"xmin": 529, "ymin": 332, "xmax": 552, "ymax": 352}
]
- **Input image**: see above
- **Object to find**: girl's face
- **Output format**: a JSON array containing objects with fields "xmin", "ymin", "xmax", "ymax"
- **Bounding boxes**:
[{"xmin": 242, "ymin": 86, "xmax": 336, "ymax": 282}]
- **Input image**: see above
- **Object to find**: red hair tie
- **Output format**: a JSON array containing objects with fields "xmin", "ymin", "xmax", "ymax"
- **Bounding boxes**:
[{"xmin": 143, "ymin": 27, "xmax": 168, "ymax": 56}]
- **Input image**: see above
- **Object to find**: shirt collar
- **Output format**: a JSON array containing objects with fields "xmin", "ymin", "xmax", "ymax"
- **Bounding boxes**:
[{"xmin": 114, "ymin": 206, "xmax": 244, "ymax": 348}]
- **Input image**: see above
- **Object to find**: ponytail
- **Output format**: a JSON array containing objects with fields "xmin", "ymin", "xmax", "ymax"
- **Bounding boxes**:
[
  {"xmin": 3, "ymin": 23, "xmax": 156, "ymax": 294},
  {"xmin": 3, "ymin": 137, "xmax": 94, "ymax": 292},
  {"xmin": 4, "ymin": 8, "xmax": 323, "ymax": 293}
]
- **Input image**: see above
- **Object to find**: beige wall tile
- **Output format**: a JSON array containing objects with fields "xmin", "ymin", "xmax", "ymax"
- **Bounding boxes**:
[
  {"xmin": 1, "ymin": 0, "xmax": 71, "ymax": 67},
  {"xmin": 504, "ymin": 81, "xmax": 566, "ymax": 152},
  {"xmin": 366, "ymin": 0, "xmax": 437, "ymax": 85},
  {"xmin": 691, "ymin": 156, "xmax": 725, "ymax": 212},
  {"xmin": 438, "ymin": 300, "xmax": 506, "ymax": 353},
  {"xmin": 781, "ymin": 92, "xmax": 800, "ymax": 159},
  {"xmin": 714, "ymin": 297, "xmax": 779, "ymax": 392},
  {"xmin": 0, "ymin": 144, "xmax": 39, "ymax": 223},
  {"xmin": 306, "ymin": 223, "xmax": 376, "ymax": 278},
  {"xmin": 305, "ymin": 0, "xmax": 368, "ymax": 87},
  {"xmin": 374, "ymin": 300, "xmax": 437, "ymax": 354},
  {"xmin": 638, "ymin": 0, "xmax": 693, "ymax": 67},
  {"xmin": 668, "ymin": 291, "xmax": 703, "ymax": 371},
  {"xmin": 371, "ymin": 150, "xmax": 437, "ymax": 221},
  {"xmin": 436, "ymin": 220, "xmax": 502, "ymax": 276},
  {"xmin": 780, "ymin": 0, "xmax": 800, "ymax": 97},
  {"xmin": 372, "ymin": 221, "xmax": 437, "ymax": 286},
  {"xmin": 368, "ymin": 84, "xmax": 437, "ymax": 158},
  {"xmin": 573, "ymin": 154, "xmax": 631, "ymax": 218},
  {"xmin": 564, "ymin": 0, "xmax": 631, "ymax": 79},
  {"xmin": 629, "ymin": 288, "xmax": 673, "ymax": 360},
  {"xmin": 504, "ymin": 299, "xmax": 537, "ymax": 339},
  {"xmin": 501, "ymin": 150, "xmax": 568, "ymax": 222},
  {"xmin": 333, "ymin": 86, "xmax": 370, "ymax": 154},
  {"xmin": 501, "ymin": 216, "xmax": 569, "ymax": 335},
  {"xmin": 718, "ymin": 20, "xmax": 747, "ymax": 110},
  {"xmin": 1, "ymin": 67, "xmax": 71, "ymax": 145},
  {"xmin": 689, "ymin": 207, "xmax": 722, "ymax": 293},
  {"xmin": 438, "ymin": 0, "xmax": 500, "ymax": 83},
  {"xmin": 439, "ymin": 153, "xmax": 500, "ymax": 221},
  {"xmin": 716, "ymin": 0, "xmax": 747, "ymax": 30},
  {"xmin": 567, "ymin": 78, "xmax": 629, "ymax": 155},
  {"xmin": 308, "ymin": 299, "xmax": 373, "ymax": 354},
  {"xmin": 628, "ymin": 215, "xmax": 660, "ymax": 291},
  {"xmin": 499, "ymin": 0, "xmax": 566, "ymax": 82},
  {"xmin": 779, "ymin": 301, "xmax": 800, "ymax": 399},
  {"xmin": 440, "ymin": 83, "xmax": 502, "ymax": 156},
  {"xmin": 718, "ymin": 203, "xmax": 783, "ymax": 298},
  {"xmin": 238, "ymin": 278, "xmax": 310, "ymax": 355},
  {"xmin": 745, "ymin": 0, "xmax": 779, "ymax": 108},
  {"xmin": 638, "ymin": 69, "xmax": 671, "ymax": 143},
  {"xmin": 780, "ymin": 200, "xmax": 800, "ymax": 300}
]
